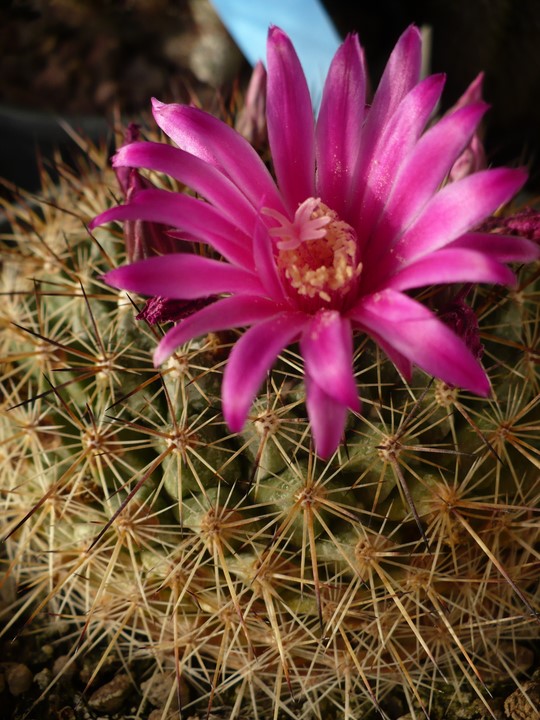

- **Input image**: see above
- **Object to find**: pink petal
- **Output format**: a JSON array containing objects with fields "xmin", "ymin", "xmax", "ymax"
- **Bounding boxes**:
[
  {"xmin": 367, "ymin": 331, "xmax": 413, "ymax": 380},
  {"xmin": 448, "ymin": 134, "xmax": 487, "ymax": 183},
  {"xmin": 350, "ymin": 289, "xmax": 490, "ymax": 395},
  {"xmin": 449, "ymin": 232, "xmax": 540, "ymax": 263},
  {"xmin": 305, "ymin": 371, "xmax": 349, "ymax": 458},
  {"xmin": 446, "ymin": 73, "xmax": 487, "ymax": 182},
  {"xmin": 151, "ymin": 99, "xmax": 285, "ymax": 213},
  {"xmin": 266, "ymin": 26, "xmax": 315, "ymax": 211},
  {"xmin": 252, "ymin": 215, "xmax": 287, "ymax": 301},
  {"xmin": 449, "ymin": 72, "xmax": 485, "ymax": 111},
  {"xmin": 354, "ymin": 73, "xmax": 446, "ymax": 240},
  {"xmin": 113, "ymin": 142, "xmax": 257, "ymax": 235},
  {"xmin": 394, "ymin": 168, "xmax": 528, "ymax": 265},
  {"xmin": 300, "ymin": 310, "xmax": 360, "ymax": 410},
  {"xmin": 315, "ymin": 33, "xmax": 366, "ymax": 215},
  {"xmin": 103, "ymin": 254, "xmax": 265, "ymax": 299},
  {"xmin": 89, "ymin": 189, "xmax": 253, "ymax": 269},
  {"xmin": 348, "ymin": 25, "xmax": 422, "ymax": 206},
  {"xmin": 222, "ymin": 311, "xmax": 307, "ymax": 432},
  {"xmin": 370, "ymin": 25, "xmax": 423, "ymax": 118},
  {"xmin": 385, "ymin": 248, "xmax": 516, "ymax": 292},
  {"xmin": 154, "ymin": 295, "xmax": 283, "ymax": 365},
  {"xmin": 370, "ymin": 102, "xmax": 488, "ymax": 259}
]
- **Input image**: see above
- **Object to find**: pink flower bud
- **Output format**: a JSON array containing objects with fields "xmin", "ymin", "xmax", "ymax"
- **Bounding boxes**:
[
  {"xmin": 448, "ymin": 73, "xmax": 487, "ymax": 181},
  {"xmin": 480, "ymin": 207, "xmax": 540, "ymax": 242},
  {"xmin": 136, "ymin": 296, "xmax": 216, "ymax": 325},
  {"xmin": 439, "ymin": 289, "xmax": 484, "ymax": 360},
  {"xmin": 235, "ymin": 61, "xmax": 267, "ymax": 148},
  {"xmin": 115, "ymin": 124, "xmax": 177, "ymax": 262}
]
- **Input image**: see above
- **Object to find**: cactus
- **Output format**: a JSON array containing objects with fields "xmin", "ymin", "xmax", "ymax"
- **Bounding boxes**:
[{"xmin": 2, "ymin": 61, "xmax": 540, "ymax": 720}]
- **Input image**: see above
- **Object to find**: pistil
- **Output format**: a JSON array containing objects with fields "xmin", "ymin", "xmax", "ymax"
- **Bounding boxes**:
[{"xmin": 264, "ymin": 198, "xmax": 361, "ymax": 310}]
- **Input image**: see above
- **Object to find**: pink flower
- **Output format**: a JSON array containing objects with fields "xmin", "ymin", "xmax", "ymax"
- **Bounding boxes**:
[
  {"xmin": 446, "ymin": 73, "xmax": 487, "ymax": 182},
  {"xmin": 114, "ymin": 123, "xmax": 178, "ymax": 262},
  {"xmin": 480, "ymin": 207, "xmax": 540, "ymax": 242},
  {"xmin": 438, "ymin": 286, "xmax": 483, "ymax": 360},
  {"xmin": 235, "ymin": 61, "xmax": 267, "ymax": 148},
  {"xmin": 90, "ymin": 26, "xmax": 538, "ymax": 457}
]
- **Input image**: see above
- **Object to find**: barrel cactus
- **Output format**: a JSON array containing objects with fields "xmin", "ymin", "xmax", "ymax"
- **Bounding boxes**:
[{"xmin": 1, "ymin": 25, "xmax": 539, "ymax": 720}]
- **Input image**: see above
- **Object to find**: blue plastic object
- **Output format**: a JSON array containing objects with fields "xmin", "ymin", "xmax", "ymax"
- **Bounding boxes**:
[{"xmin": 210, "ymin": 0, "xmax": 341, "ymax": 106}]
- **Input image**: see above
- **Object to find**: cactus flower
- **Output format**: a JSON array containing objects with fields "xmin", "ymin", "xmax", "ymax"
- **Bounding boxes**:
[
  {"xmin": 91, "ymin": 25, "xmax": 538, "ymax": 457},
  {"xmin": 235, "ymin": 60, "xmax": 267, "ymax": 148},
  {"xmin": 447, "ymin": 73, "xmax": 487, "ymax": 182},
  {"xmin": 439, "ymin": 286, "xmax": 484, "ymax": 360},
  {"xmin": 114, "ymin": 123, "xmax": 178, "ymax": 262},
  {"xmin": 481, "ymin": 206, "xmax": 540, "ymax": 242}
]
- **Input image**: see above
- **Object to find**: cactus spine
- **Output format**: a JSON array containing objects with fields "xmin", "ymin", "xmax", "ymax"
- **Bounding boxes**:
[{"xmin": 1, "ymin": 128, "xmax": 539, "ymax": 720}]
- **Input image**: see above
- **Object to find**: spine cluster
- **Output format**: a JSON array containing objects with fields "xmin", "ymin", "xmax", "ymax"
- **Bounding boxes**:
[{"xmin": 0, "ymin": 138, "xmax": 539, "ymax": 720}]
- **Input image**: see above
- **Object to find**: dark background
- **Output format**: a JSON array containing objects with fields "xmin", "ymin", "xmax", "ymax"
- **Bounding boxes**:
[
  {"xmin": 1, "ymin": 0, "xmax": 539, "ymax": 193},
  {"xmin": 325, "ymin": 0, "xmax": 540, "ymax": 190}
]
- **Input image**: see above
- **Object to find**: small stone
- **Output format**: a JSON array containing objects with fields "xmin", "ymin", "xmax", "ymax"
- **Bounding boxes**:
[
  {"xmin": 141, "ymin": 671, "xmax": 189, "ymax": 709},
  {"xmin": 34, "ymin": 667, "xmax": 52, "ymax": 691},
  {"xmin": 148, "ymin": 710, "xmax": 177, "ymax": 720},
  {"xmin": 79, "ymin": 653, "xmax": 116, "ymax": 684},
  {"xmin": 57, "ymin": 707, "xmax": 76, "ymax": 720},
  {"xmin": 504, "ymin": 681, "xmax": 540, "ymax": 720},
  {"xmin": 39, "ymin": 644, "xmax": 55, "ymax": 661},
  {"xmin": 3, "ymin": 662, "xmax": 33, "ymax": 695},
  {"xmin": 52, "ymin": 654, "xmax": 76, "ymax": 681},
  {"xmin": 0, "ymin": 574, "xmax": 17, "ymax": 608},
  {"xmin": 88, "ymin": 673, "xmax": 132, "ymax": 714}
]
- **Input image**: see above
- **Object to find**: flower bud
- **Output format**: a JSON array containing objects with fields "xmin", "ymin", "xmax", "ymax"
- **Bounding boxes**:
[
  {"xmin": 235, "ymin": 61, "xmax": 267, "ymax": 148},
  {"xmin": 448, "ymin": 73, "xmax": 487, "ymax": 181},
  {"xmin": 115, "ymin": 123, "xmax": 177, "ymax": 262}
]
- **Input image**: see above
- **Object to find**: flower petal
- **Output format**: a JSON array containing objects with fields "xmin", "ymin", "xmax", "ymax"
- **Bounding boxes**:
[
  {"xmin": 315, "ymin": 33, "xmax": 366, "ymax": 215},
  {"xmin": 151, "ymin": 99, "xmax": 285, "ymax": 213},
  {"xmin": 367, "ymin": 331, "xmax": 413, "ymax": 380},
  {"xmin": 394, "ymin": 167, "xmax": 528, "ymax": 265},
  {"xmin": 449, "ymin": 232, "xmax": 540, "ymax": 263},
  {"xmin": 369, "ymin": 25, "xmax": 423, "ymax": 120},
  {"xmin": 354, "ymin": 73, "xmax": 446, "ymax": 240},
  {"xmin": 253, "ymin": 214, "xmax": 287, "ymax": 301},
  {"xmin": 104, "ymin": 254, "xmax": 265, "ymax": 299},
  {"xmin": 369, "ymin": 102, "xmax": 489, "ymax": 265},
  {"xmin": 113, "ymin": 141, "xmax": 257, "ymax": 235},
  {"xmin": 305, "ymin": 371, "xmax": 349, "ymax": 458},
  {"xmin": 89, "ymin": 188, "xmax": 253, "ymax": 269},
  {"xmin": 300, "ymin": 310, "xmax": 360, "ymax": 410},
  {"xmin": 349, "ymin": 25, "xmax": 422, "ymax": 204},
  {"xmin": 350, "ymin": 289, "xmax": 490, "ymax": 395},
  {"xmin": 222, "ymin": 311, "xmax": 307, "ymax": 432},
  {"xmin": 386, "ymin": 248, "xmax": 516, "ymax": 292},
  {"xmin": 154, "ymin": 295, "xmax": 283, "ymax": 365},
  {"xmin": 452, "ymin": 72, "xmax": 485, "ymax": 109},
  {"xmin": 266, "ymin": 26, "xmax": 315, "ymax": 211}
]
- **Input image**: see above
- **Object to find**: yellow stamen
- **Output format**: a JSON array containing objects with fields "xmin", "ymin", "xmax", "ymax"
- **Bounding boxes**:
[{"xmin": 267, "ymin": 198, "xmax": 361, "ymax": 307}]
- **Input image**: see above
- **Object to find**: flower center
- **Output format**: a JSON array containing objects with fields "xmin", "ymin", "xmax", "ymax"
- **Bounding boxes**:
[{"xmin": 264, "ymin": 198, "xmax": 361, "ymax": 310}]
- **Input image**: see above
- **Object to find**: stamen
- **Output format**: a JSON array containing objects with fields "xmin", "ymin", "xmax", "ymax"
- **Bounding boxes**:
[{"xmin": 264, "ymin": 197, "xmax": 361, "ymax": 310}]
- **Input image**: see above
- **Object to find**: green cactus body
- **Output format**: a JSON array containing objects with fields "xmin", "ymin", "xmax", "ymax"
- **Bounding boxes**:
[{"xmin": 1, "ymin": 136, "xmax": 539, "ymax": 720}]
